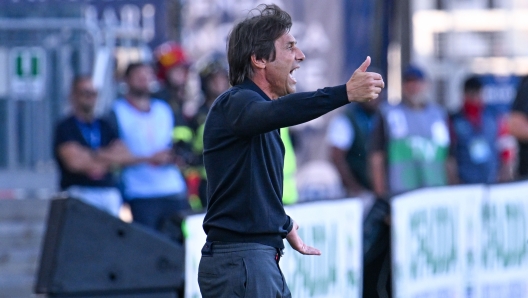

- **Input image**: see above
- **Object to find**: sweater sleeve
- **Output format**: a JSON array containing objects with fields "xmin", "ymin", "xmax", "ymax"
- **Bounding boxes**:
[
  {"xmin": 283, "ymin": 215, "xmax": 294, "ymax": 234},
  {"xmin": 222, "ymin": 85, "xmax": 348, "ymax": 137}
]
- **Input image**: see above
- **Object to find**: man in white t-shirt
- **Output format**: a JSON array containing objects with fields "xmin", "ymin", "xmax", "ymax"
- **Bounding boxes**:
[{"xmin": 112, "ymin": 62, "xmax": 189, "ymax": 231}]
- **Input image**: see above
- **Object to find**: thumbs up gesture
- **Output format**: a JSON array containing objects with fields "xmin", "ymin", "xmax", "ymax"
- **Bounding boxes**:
[{"xmin": 346, "ymin": 56, "xmax": 385, "ymax": 103}]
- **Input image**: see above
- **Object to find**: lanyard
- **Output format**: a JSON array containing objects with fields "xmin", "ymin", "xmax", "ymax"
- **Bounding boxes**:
[{"xmin": 75, "ymin": 118, "xmax": 101, "ymax": 150}]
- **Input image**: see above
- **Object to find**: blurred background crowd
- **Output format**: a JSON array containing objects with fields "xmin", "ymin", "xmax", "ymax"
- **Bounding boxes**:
[
  {"xmin": 1, "ymin": 0, "xmax": 527, "ymax": 207},
  {"xmin": 2, "ymin": 0, "xmax": 528, "ymax": 297}
]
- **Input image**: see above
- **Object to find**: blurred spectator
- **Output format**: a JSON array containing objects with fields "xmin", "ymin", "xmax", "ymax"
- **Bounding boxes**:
[
  {"xmin": 186, "ymin": 53, "xmax": 230, "ymax": 208},
  {"xmin": 54, "ymin": 75, "xmax": 129, "ymax": 216},
  {"xmin": 154, "ymin": 42, "xmax": 203, "ymax": 209},
  {"xmin": 327, "ymin": 97, "xmax": 384, "ymax": 297},
  {"xmin": 369, "ymin": 65, "xmax": 455, "ymax": 198},
  {"xmin": 191, "ymin": 52, "xmax": 230, "ymax": 131},
  {"xmin": 153, "ymin": 41, "xmax": 192, "ymax": 126},
  {"xmin": 366, "ymin": 65, "xmax": 454, "ymax": 298},
  {"xmin": 153, "ymin": 42, "xmax": 194, "ymax": 162},
  {"xmin": 111, "ymin": 62, "xmax": 190, "ymax": 231},
  {"xmin": 326, "ymin": 100, "xmax": 379, "ymax": 198},
  {"xmin": 509, "ymin": 76, "xmax": 528, "ymax": 178},
  {"xmin": 449, "ymin": 76, "xmax": 515, "ymax": 184}
]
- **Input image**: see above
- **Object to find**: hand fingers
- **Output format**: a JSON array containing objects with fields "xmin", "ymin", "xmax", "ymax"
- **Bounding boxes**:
[
  {"xmin": 302, "ymin": 245, "xmax": 321, "ymax": 255},
  {"xmin": 356, "ymin": 56, "xmax": 371, "ymax": 73},
  {"xmin": 367, "ymin": 72, "xmax": 382, "ymax": 80}
]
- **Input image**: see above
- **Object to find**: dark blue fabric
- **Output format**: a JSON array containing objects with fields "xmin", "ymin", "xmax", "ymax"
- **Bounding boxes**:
[
  {"xmin": 451, "ymin": 108, "xmax": 500, "ymax": 184},
  {"xmin": 344, "ymin": 104, "xmax": 375, "ymax": 190},
  {"xmin": 128, "ymin": 194, "xmax": 190, "ymax": 231},
  {"xmin": 512, "ymin": 76, "xmax": 528, "ymax": 177},
  {"xmin": 198, "ymin": 242, "xmax": 290, "ymax": 298},
  {"xmin": 348, "ymin": 103, "xmax": 376, "ymax": 140},
  {"xmin": 74, "ymin": 118, "xmax": 101, "ymax": 149},
  {"xmin": 53, "ymin": 115, "xmax": 119, "ymax": 190},
  {"xmin": 202, "ymin": 78, "xmax": 348, "ymax": 249}
]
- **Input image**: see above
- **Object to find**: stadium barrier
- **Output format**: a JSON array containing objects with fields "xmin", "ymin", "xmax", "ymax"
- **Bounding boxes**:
[
  {"xmin": 392, "ymin": 181, "xmax": 528, "ymax": 298},
  {"xmin": 184, "ymin": 180, "xmax": 528, "ymax": 298}
]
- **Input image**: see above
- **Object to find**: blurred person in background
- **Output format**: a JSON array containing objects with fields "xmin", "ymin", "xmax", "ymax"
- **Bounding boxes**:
[
  {"xmin": 187, "ymin": 53, "xmax": 231, "ymax": 209},
  {"xmin": 54, "ymin": 75, "xmax": 130, "ymax": 216},
  {"xmin": 367, "ymin": 65, "xmax": 453, "ymax": 297},
  {"xmin": 449, "ymin": 76, "xmax": 515, "ymax": 184},
  {"xmin": 154, "ymin": 41, "xmax": 193, "ymax": 127},
  {"xmin": 370, "ymin": 65, "xmax": 455, "ymax": 199},
  {"xmin": 198, "ymin": 4, "xmax": 384, "ymax": 297},
  {"xmin": 191, "ymin": 53, "xmax": 230, "ymax": 131},
  {"xmin": 153, "ymin": 42, "xmax": 195, "ymax": 164},
  {"xmin": 111, "ymin": 62, "xmax": 190, "ymax": 231},
  {"xmin": 154, "ymin": 42, "xmax": 203, "ymax": 210},
  {"xmin": 509, "ymin": 75, "xmax": 528, "ymax": 178},
  {"xmin": 326, "ymin": 99, "xmax": 379, "ymax": 198},
  {"xmin": 326, "ymin": 95, "xmax": 382, "ymax": 297}
]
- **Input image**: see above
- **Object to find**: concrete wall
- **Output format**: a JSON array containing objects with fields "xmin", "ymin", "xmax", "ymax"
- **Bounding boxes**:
[{"xmin": 0, "ymin": 199, "xmax": 49, "ymax": 298}]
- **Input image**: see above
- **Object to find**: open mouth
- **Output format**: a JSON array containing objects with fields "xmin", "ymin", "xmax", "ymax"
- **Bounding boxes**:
[{"xmin": 289, "ymin": 68, "xmax": 297, "ymax": 83}]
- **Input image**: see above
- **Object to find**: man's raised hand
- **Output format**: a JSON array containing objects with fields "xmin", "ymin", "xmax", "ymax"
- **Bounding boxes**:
[{"xmin": 346, "ymin": 56, "xmax": 385, "ymax": 103}]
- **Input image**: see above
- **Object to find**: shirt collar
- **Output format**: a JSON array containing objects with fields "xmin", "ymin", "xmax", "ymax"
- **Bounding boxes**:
[
  {"xmin": 237, "ymin": 78, "xmax": 272, "ymax": 101},
  {"xmin": 73, "ymin": 115, "xmax": 98, "ymax": 126}
]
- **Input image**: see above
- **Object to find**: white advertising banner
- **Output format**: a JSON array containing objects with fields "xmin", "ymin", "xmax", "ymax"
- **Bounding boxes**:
[
  {"xmin": 281, "ymin": 199, "xmax": 363, "ymax": 298},
  {"xmin": 391, "ymin": 185, "xmax": 485, "ymax": 298},
  {"xmin": 477, "ymin": 181, "xmax": 528, "ymax": 298},
  {"xmin": 184, "ymin": 199, "xmax": 364, "ymax": 298},
  {"xmin": 184, "ymin": 213, "xmax": 207, "ymax": 298}
]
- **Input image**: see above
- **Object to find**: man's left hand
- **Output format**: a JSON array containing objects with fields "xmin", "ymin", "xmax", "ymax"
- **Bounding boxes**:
[{"xmin": 286, "ymin": 220, "xmax": 321, "ymax": 255}]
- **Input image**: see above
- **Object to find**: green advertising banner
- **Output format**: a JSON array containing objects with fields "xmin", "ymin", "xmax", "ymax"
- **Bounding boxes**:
[
  {"xmin": 392, "ymin": 185, "xmax": 484, "ymax": 298},
  {"xmin": 477, "ymin": 182, "xmax": 528, "ymax": 298},
  {"xmin": 392, "ymin": 182, "xmax": 528, "ymax": 298},
  {"xmin": 281, "ymin": 200, "xmax": 363, "ymax": 298}
]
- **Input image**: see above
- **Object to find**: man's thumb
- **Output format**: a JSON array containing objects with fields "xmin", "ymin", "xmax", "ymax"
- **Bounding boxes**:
[{"xmin": 356, "ymin": 56, "xmax": 371, "ymax": 73}]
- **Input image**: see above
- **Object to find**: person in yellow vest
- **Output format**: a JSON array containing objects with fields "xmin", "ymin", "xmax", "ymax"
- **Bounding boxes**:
[{"xmin": 281, "ymin": 127, "xmax": 298, "ymax": 205}]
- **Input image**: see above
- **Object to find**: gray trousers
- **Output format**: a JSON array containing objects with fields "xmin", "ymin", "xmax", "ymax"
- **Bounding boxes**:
[{"xmin": 198, "ymin": 242, "xmax": 291, "ymax": 298}]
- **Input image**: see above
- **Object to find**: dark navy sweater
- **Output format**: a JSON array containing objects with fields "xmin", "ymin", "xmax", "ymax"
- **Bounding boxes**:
[{"xmin": 202, "ymin": 78, "xmax": 348, "ymax": 248}]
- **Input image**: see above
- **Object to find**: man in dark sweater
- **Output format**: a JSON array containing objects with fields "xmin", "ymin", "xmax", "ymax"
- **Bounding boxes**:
[{"xmin": 198, "ymin": 4, "xmax": 384, "ymax": 297}]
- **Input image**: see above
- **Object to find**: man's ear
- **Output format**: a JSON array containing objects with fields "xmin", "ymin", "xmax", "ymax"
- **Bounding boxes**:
[{"xmin": 251, "ymin": 54, "xmax": 266, "ymax": 70}]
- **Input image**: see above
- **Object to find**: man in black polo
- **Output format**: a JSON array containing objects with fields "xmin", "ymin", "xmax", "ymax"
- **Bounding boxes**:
[
  {"xmin": 54, "ymin": 75, "xmax": 130, "ymax": 216},
  {"xmin": 198, "ymin": 4, "xmax": 384, "ymax": 297}
]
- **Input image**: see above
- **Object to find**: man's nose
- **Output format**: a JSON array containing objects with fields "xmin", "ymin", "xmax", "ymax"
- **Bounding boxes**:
[{"xmin": 296, "ymin": 48, "xmax": 305, "ymax": 62}]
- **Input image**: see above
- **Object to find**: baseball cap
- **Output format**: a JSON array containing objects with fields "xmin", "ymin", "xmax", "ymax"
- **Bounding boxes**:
[{"xmin": 402, "ymin": 65, "xmax": 426, "ymax": 81}]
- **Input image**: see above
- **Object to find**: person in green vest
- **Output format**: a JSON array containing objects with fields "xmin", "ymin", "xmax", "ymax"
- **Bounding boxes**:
[{"xmin": 370, "ymin": 65, "xmax": 456, "ymax": 198}]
